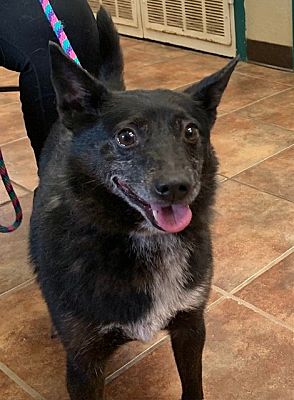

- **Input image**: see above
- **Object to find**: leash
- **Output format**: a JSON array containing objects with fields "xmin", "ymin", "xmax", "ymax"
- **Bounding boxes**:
[
  {"xmin": 0, "ymin": 0, "xmax": 81, "ymax": 233},
  {"xmin": 0, "ymin": 151, "xmax": 23, "ymax": 233},
  {"xmin": 38, "ymin": 0, "xmax": 80, "ymax": 65}
]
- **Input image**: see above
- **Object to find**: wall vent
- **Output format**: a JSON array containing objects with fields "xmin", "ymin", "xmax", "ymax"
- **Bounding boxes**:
[
  {"xmin": 89, "ymin": 1, "xmax": 235, "ymax": 56},
  {"xmin": 98, "ymin": 0, "xmax": 138, "ymax": 27},
  {"xmin": 143, "ymin": 0, "xmax": 231, "ymax": 45}
]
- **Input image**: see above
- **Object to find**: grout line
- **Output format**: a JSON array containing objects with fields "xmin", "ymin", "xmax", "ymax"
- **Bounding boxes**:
[
  {"xmin": 9, "ymin": 180, "xmax": 35, "ymax": 194},
  {"xmin": 0, "ymin": 101, "xmax": 21, "ymax": 111},
  {"xmin": 229, "ymin": 247, "xmax": 294, "ymax": 295},
  {"xmin": 217, "ymin": 175, "xmax": 228, "ymax": 183},
  {"xmin": 230, "ymin": 177, "xmax": 294, "ymax": 204},
  {"xmin": 234, "ymin": 70, "xmax": 294, "ymax": 87},
  {"xmin": 128, "ymin": 38, "xmax": 230, "ymax": 62},
  {"xmin": 0, "ymin": 182, "xmax": 32, "ymax": 207},
  {"xmin": 174, "ymin": 79, "xmax": 201, "ymax": 91},
  {"xmin": 129, "ymin": 41, "xmax": 227, "ymax": 63},
  {"xmin": 211, "ymin": 285, "xmax": 229, "ymax": 297},
  {"xmin": 0, "ymin": 278, "xmax": 35, "ymax": 299},
  {"xmin": 1, "ymin": 136, "xmax": 27, "ymax": 148},
  {"xmin": 252, "ymin": 122, "xmax": 294, "ymax": 135},
  {"xmin": 206, "ymin": 295, "xmax": 227, "ymax": 311},
  {"xmin": 105, "ymin": 334, "xmax": 169, "ymax": 384},
  {"xmin": 213, "ymin": 280, "xmax": 294, "ymax": 332},
  {"xmin": 0, "ymin": 97, "xmax": 20, "ymax": 105},
  {"xmin": 229, "ymin": 295, "xmax": 294, "ymax": 332},
  {"xmin": 219, "ymin": 86, "xmax": 293, "ymax": 118},
  {"xmin": 222, "ymin": 143, "xmax": 294, "ymax": 180},
  {"xmin": 0, "ymin": 362, "xmax": 46, "ymax": 400},
  {"xmin": 238, "ymin": 60, "xmax": 294, "ymax": 73}
]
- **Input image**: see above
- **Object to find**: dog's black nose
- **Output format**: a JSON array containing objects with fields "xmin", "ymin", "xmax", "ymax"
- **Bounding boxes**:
[{"xmin": 154, "ymin": 180, "xmax": 191, "ymax": 202}]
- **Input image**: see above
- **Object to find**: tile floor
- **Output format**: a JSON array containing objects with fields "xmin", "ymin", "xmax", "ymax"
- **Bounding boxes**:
[{"xmin": 0, "ymin": 37, "xmax": 293, "ymax": 400}]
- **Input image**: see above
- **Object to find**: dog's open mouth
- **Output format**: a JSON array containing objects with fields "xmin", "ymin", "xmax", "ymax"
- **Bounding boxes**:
[{"xmin": 113, "ymin": 178, "xmax": 192, "ymax": 233}]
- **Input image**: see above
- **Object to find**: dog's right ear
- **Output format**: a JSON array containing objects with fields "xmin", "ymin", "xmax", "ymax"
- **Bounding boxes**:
[
  {"xmin": 49, "ymin": 42, "xmax": 110, "ymax": 130},
  {"xmin": 184, "ymin": 57, "xmax": 239, "ymax": 127}
]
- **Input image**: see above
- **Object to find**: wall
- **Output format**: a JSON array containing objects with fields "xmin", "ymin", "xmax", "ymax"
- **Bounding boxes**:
[
  {"xmin": 245, "ymin": 0, "xmax": 292, "ymax": 46},
  {"xmin": 244, "ymin": 0, "xmax": 293, "ymax": 68}
]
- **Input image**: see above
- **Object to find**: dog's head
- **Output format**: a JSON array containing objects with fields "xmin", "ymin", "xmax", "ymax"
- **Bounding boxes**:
[{"xmin": 50, "ymin": 43, "xmax": 238, "ymax": 234}]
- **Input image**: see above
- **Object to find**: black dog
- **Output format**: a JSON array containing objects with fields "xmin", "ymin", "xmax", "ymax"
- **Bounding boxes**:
[{"xmin": 30, "ymin": 7, "xmax": 238, "ymax": 400}]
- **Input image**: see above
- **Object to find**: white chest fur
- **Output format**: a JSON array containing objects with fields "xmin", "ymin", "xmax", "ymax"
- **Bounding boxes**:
[{"xmin": 102, "ymin": 234, "xmax": 207, "ymax": 342}]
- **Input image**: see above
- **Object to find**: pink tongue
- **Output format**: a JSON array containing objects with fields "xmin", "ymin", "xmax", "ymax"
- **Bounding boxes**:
[{"xmin": 150, "ymin": 204, "xmax": 192, "ymax": 233}]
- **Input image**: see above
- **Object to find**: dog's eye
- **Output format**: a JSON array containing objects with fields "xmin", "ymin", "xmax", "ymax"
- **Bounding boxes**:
[
  {"xmin": 116, "ymin": 128, "xmax": 138, "ymax": 148},
  {"xmin": 183, "ymin": 124, "xmax": 199, "ymax": 143}
]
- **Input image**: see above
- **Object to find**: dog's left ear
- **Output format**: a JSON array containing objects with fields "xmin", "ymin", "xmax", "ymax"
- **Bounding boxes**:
[
  {"xmin": 49, "ymin": 42, "xmax": 110, "ymax": 130},
  {"xmin": 184, "ymin": 56, "xmax": 239, "ymax": 125}
]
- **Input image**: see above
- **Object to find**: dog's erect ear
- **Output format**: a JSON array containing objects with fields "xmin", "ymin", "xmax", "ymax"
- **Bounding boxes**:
[
  {"xmin": 49, "ymin": 42, "xmax": 110, "ymax": 129},
  {"xmin": 184, "ymin": 56, "xmax": 239, "ymax": 125}
]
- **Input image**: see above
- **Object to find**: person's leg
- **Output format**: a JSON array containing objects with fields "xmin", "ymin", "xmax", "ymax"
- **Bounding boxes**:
[
  {"xmin": 0, "ymin": 0, "xmax": 100, "ymax": 164},
  {"xmin": 0, "ymin": 36, "xmax": 55, "ymax": 164},
  {"xmin": 0, "ymin": 0, "xmax": 58, "ymax": 164}
]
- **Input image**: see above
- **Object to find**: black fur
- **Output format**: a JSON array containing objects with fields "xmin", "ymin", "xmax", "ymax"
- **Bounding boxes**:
[{"xmin": 30, "ymin": 7, "xmax": 238, "ymax": 400}]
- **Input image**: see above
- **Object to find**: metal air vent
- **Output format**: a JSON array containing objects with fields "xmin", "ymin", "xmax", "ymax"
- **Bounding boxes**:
[
  {"xmin": 99, "ymin": 0, "xmax": 138, "ymax": 26},
  {"xmin": 89, "ymin": 1, "xmax": 235, "ymax": 56},
  {"xmin": 143, "ymin": 0, "xmax": 230, "ymax": 44}
]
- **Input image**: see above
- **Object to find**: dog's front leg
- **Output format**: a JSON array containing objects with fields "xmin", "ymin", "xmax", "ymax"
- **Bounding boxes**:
[
  {"xmin": 66, "ymin": 354, "xmax": 106, "ymax": 400},
  {"xmin": 168, "ymin": 310, "xmax": 206, "ymax": 400},
  {"xmin": 66, "ymin": 331, "xmax": 128, "ymax": 400}
]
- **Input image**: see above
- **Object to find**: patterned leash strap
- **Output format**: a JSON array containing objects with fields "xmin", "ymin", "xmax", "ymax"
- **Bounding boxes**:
[
  {"xmin": 0, "ymin": 149, "xmax": 23, "ymax": 233},
  {"xmin": 38, "ymin": 0, "xmax": 81, "ymax": 65}
]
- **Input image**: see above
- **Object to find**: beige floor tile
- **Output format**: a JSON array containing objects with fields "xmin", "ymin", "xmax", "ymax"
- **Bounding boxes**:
[
  {"xmin": 0, "ymin": 92, "xmax": 20, "ymax": 108},
  {"xmin": 0, "ymin": 371, "xmax": 34, "ymax": 400},
  {"xmin": 0, "ymin": 283, "xmax": 67, "ymax": 400},
  {"xmin": 212, "ymin": 180, "xmax": 294, "ymax": 291},
  {"xmin": 236, "ymin": 253, "xmax": 294, "ymax": 326},
  {"xmin": 0, "ymin": 194, "xmax": 34, "ymax": 294},
  {"xmin": 239, "ymin": 88, "xmax": 294, "ymax": 131},
  {"xmin": 212, "ymin": 113, "xmax": 294, "ymax": 177},
  {"xmin": 124, "ymin": 54, "xmax": 227, "ymax": 90},
  {"xmin": 1, "ymin": 139, "xmax": 38, "ymax": 191},
  {"xmin": 234, "ymin": 146, "xmax": 294, "ymax": 201},
  {"xmin": 237, "ymin": 62, "xmax": 294, "ymax": 86},
  {"xmin": 0, "ymin": 68, "xmax": 19, "ymax": 86},
  {"xmin": 219, "ymin": 72, "xmax": 289, "ymax": 114},
  {"xmin": 0, "ymin": 181, "xmax": 29, "ymax": 206},
  {"xmin": 0, "ymin": 102, "xmax": 26, "ymax": 146}
]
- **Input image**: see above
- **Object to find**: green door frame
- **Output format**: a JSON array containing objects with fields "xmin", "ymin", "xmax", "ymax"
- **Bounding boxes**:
[{"xmin": 234, "ymin": 0, "xmax": 247, "ymax": 60}]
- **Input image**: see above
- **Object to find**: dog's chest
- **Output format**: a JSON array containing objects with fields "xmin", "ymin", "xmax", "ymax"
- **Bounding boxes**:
[{"xmin": 113, "ymin": 234, "xmax": 206, "ymax": 342}]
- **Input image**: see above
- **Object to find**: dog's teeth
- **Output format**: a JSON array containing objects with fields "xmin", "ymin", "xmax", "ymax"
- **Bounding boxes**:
[{"xmin": 152, "ymin": 209, "xmax": 158, "ymax": 219}]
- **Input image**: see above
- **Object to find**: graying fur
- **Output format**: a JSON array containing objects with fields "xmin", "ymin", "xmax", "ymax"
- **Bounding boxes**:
[{"xmin": 100, "ymin": 233, "xmax": 209, "ymax": 342}]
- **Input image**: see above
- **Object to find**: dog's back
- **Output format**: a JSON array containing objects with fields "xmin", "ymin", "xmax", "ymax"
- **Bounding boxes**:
[{"xmin": 30, "ymin": 8, "xmax": 237, "ymax": 399}]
